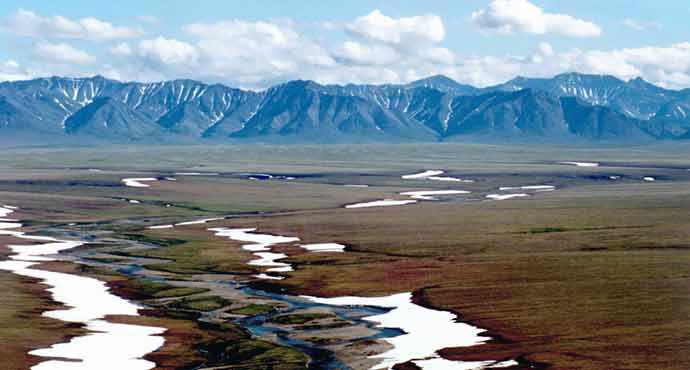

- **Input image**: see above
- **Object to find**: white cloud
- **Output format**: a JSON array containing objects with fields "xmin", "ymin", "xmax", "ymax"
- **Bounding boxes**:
[
  {"xmin": 447, "ymin": 43, "xmax": 690, "ymax": 90},
  {"xmin": 336, "ymin": 41, "xmax": 400, "ymax": 65},
  {"xmin": 347, "ymin": 10, "xmax": 445, "ymax": 46},
  {"xmin": 622, "ymin": 18, "xmax": 661, "ymax": 31},
  {"xmin": 4, "ymin": 9, "xmax": 141, "ymax": 40},
  {"xmin": 471, "ymin": 0, "xmax": 601, "ymax": 37},
  {"xmin": 319, "ymin": 21, "xmax": 339, "ymax": 31},
  {"xmin": 110, "ymin": 42, "xmax": 133, "ymax": 56},
  {"xmin": 338, "ymin": 10, "xmax": 455, "ymax": 72},
  {"xmin": 183, "ymin": 19, "xmax": 335, "ymax": 86},
  {"xmin": 4, "ymin": 9, "xmax": 690, "ymax": 91},
  {"xmin": 34, "ymin": 42, "xmax": 96, "ymax": 64},
  {"xmin": 0, "ymin": 60, "xmax": 32, "ymax": 81},
  {"xmin": 138, "ymin": 37, "xmax": 198, "ymax": 66}
]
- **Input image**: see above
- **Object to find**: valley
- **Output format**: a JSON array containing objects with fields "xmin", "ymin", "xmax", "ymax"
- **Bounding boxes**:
[{"xmin": 0, "ymin": 143, "xmax": 689, "ymax": 369}]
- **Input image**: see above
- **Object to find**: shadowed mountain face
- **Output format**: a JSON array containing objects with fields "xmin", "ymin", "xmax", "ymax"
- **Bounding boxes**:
[{"xmin": 1, "ymin": 73, "xmax": 689, "ymax": 143}]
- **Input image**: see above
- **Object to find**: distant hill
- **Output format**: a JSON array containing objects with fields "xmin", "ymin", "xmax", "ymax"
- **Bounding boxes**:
[{"xmin": 1, "ymin": 73, "xmax": 689, "ymax": 144}]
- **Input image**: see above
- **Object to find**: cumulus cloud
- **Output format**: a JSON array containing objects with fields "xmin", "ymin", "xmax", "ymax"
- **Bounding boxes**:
[
  {"xmin": 34, "ymin": 42, "xmax": 96, "ymax": 64},
  {"xmin": 347, "ymin": 9, "xmax": 445, "ymax": 45},
  {"xmin": 182, "ymin": 19, "xmax": 335, "ymax": 86},
  {"xmin": 138, "ymin": 37, "xmax": 198, "ymax": 66},
  {"xmin": 0, "ymin": 60, "xmax": 32, "ymax": 81},
  {"xmin": 472, "ymin": 0, "xmax": 601, "ymax": 37},
  {"xmin": 4, "ymin": 8, "xmax": 690, "ymax": 91},
  {"xmin": 110, "ymin": 42, "xmax": 133, "ymax": 56},
  {"xmin": 336, "ymin": 41, "xmax": 400, "ymax": 65},
  {"xmin": 449, "ymin": 42, "xmax": 690, "ymax": 90},
  {"xmin": 339, "ymin": 10, "xmax": 455, "ymax": 72},
  {"xmin": 4, "ymin": 9, "xmax": 141, "ymax": 40}
]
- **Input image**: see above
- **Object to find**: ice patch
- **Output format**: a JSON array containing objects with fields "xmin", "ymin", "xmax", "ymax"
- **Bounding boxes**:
[
  {"xmin": 303, "ymin": 293, "xmax": 491, "ymax": 370},
  {"xmin": 402, "ymin": 170, "xmax": 444, "ymax": 179},
  {"xmin": 559, "ymin": 161, "xmax": 599, "ymax": 167},
  {"xmin": 175, "ymin": 218, "xmax": 224, "ymax": 226},
  {"xmin": 0, "ymin": 206, "xmax": 15, "ymax": 218},
  {"xmin": 400, "ymin": 190, "xmax": 471, "ymax": 201},
  {"xmin": 0, "ymin": 207, "xmax": 165, "ymax": 370},
  {"xmin": 122, "ymin": 178, "xmax": 157, "ymax": 188},
  {"xmin": 427, "ymin": 176, "xmax": 475, "ymax": 183},
  {"xmin": 499, "ymin": 185, "xmax": 554, "ymax": 191},
  {"xmin": 345, "ymin": 199, "xmax": 418, "ymax": 208},
  {"xmin": 300, "ymin": 243, "xmax": 346, "ymax": 253},
  {"xmin": 486, "ymin": 194, "xmax": 529, "ymax": 201},
  {"xmin": 210, "ymin": 228, "xmax": 299, "ymax": 279},
  {"xmin": 147, "ymin": 224, "xmax": 174, "ymax": 229}
]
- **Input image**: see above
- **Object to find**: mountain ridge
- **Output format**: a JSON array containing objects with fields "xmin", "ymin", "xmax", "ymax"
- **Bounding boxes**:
[{"xmin": 1, "ymin": 73, "xmax": 689, "ymax": 143}]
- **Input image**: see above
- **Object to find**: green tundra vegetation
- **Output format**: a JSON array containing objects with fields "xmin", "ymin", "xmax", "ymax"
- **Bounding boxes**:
[{"xmin": 0, "ymin": 142, "xmax": 689, "ymax": 369}]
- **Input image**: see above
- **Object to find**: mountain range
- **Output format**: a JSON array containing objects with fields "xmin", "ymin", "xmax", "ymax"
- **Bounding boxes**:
[{"xmin": 2, "ymin": 73, "xmax": 690, "ymax": 144}]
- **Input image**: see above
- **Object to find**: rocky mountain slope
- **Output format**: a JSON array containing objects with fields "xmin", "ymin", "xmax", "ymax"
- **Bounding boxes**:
[{"xmin": 1, "ymin": 73, "xmax": 688, "ymax": 143}]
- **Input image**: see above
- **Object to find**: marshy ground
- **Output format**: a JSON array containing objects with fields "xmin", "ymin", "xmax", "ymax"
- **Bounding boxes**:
[{"xmin": 1, "ymin": 142, "xmax": 689, "ymax": 369}]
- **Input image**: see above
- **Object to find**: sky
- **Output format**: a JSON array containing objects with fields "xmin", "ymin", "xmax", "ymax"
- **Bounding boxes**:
[{"xmin": 1, "ymin": 0, "xmax": 689, "ymax": 90}]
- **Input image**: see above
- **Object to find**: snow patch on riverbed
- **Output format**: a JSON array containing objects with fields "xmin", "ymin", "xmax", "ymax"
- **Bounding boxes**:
[
  {"xmin": 427, "ymin": 176, "xmax": 474, "ymax": 183},
  {"xmin": 208, "ymin": 225, "xmax": 514, "ymax": 369},
  {"xmin": 400, "ymin": 190, "xmax": 470, "ymax": 201},
  {"xmin": 1, "ymin": 205, "xmax": 15, "ymax": 218},
  {"xmin": 402, "ymin": 170, "xmax": 445, "ymax": 179},
  {"xmin": 122, "ymin": 178, "xmax": 158, "ymax": 188},
  {"xmin": 147, "ymin": 217, "xmax": 225, "ymax": 230},
  {"xmin": 0, "ymin": 207, "xmax": 165, "ymax": 370},
  {"xmin": 499, "ymin": 185, "xmax": 554, "ymax": 191},
  {"xmin": 300, "ymin": 243, "xmax": 346, "ymax": 253},
  {"xmin": 412, "ymin": 358, "xmax": 520, "ymax": 370},
  {"xmin": 345, "ymin": 199, "xmax": 418, "ymax": 208},
  {"xmin": 147, "ymin": 224, "xmax": 174, "ymax": 229},
  {"xmin": 403, "ymin": 170, "xmax": 474, "ymax": 183},
  {"xmin": 175, "ymin": 218, "xmax": 224, "ymax": 226},
  {"xmin": 303, "ymin": 292, "xmax": 492, "ymax": 370},
  {"xmin": 559, "ymin": 161, "xmax": 599, "ymax": 167},
  {"xmin": 210, "ymin": 228, "xmax": 300, "ymax": 279},
  {"xmin": 486, "ymin": 193, "xmax": 529, "ymax": 200},
  {"xmin": 346, "ymin": 189, "xmax": 470, "ymax": 208}
]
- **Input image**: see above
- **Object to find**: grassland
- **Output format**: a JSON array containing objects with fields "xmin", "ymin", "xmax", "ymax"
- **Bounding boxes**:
[{"xmin": 1, "ymin": 142, "xmax": 689, "ymax": 369}]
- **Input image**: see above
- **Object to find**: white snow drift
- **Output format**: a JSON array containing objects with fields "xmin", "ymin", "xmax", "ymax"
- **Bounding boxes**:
[
  {"xmin": 402, "ymin": 170, "xmax": 445, "ymax": 179},
  {"xmin": 121, "ymin": 178, "xmax": 158, "ymax": 188},
  {"xmin": 486, "ymin": 193, "xmax": 529, "ymax": 200},
  {"xmin": 0, "ymin": 207, "xmax": 165, "ymax": 370},
  {"xmin": 345, "ymin": 199, "xmax": 418, "ymax": 208},
  {"xmin": 559, "ymin": 161, "xmax": 599, "ymax": 167},
  {"xmin": 209, "ymin": 227, "xmax": 300, "ymax": 279},
  {"xmin": 400, "ymin": 190, "xmax": 470, "ymax": 201},
  {"xmin": 303, "ymin": 292, "xmax": 500, "ymax": 370},
  {"xmin": 300, "ymin": 243, "xmax": 346, "ymax": 253}
]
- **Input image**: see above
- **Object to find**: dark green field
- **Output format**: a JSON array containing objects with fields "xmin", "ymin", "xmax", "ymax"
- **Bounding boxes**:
[{"xmin": 1, "ymin": 143, "xmax": 689, "ymax": 369}]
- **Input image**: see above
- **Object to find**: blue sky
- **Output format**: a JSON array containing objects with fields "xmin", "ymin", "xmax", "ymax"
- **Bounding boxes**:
[{"xmin": 1, "ymin": 0, "xmax": 689, "ymax": 89}]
